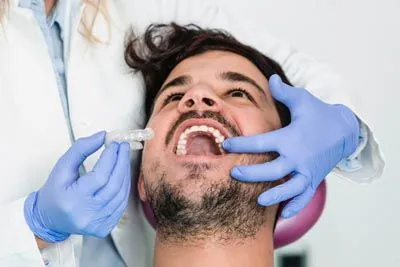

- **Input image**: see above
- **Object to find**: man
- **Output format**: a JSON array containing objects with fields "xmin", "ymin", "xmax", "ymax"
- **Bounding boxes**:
[
  {"xmin": 0, "ymin": 0, "xmax": 384, "ymax": 266},
  {"xmin": 123, "ymin": 23, "xmax": 320, "ymax": 266}
]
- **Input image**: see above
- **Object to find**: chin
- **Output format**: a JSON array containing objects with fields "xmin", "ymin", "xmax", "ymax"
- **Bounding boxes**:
[{"xmin": 166, "ymin": 166, "xmax": 232, "ymax": 192}]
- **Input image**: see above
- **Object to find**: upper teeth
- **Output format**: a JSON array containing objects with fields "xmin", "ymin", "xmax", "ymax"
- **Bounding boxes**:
[{"xmin": 176, "ymin": 125, "xmax": 226, "ymax": 155}]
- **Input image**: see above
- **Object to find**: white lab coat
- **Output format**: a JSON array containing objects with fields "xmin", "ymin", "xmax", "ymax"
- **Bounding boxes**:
[{"xmin": 0, "ymin": 0, "xmax": 384, "ymax": 266}]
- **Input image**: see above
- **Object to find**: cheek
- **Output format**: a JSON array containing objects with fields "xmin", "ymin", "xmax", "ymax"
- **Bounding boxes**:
[
  {"xmin": 142, "ymin": 117, "xmax": 167, "ymax": 159},
  {"xmin": 233, "ymin": 107, "xmax": 281, "ymax": 135}
]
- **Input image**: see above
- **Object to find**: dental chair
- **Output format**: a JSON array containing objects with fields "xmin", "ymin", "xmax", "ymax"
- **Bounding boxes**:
[{"xmin": 142, "ymin": 180, "xmax": 326, "ymax": 249}]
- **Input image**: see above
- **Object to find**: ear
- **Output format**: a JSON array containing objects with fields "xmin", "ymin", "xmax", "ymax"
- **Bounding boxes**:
[{"xmin": 138, "ymin": 171, "xmax": 147, "ymax": 202}]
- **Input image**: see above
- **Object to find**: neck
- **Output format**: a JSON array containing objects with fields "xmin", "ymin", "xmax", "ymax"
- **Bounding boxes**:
[
  {"xmin": 44, "ymin": 0, "xmax": 56, "ymax": 15},
  {"xmin": 153, "ymin": 225, "xmax": 274, "ymax": 267}
]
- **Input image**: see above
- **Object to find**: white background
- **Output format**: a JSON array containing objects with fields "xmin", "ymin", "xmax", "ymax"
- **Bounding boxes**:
[{"xmin": 219, "ymin": 0, "xmax": 400, "ymax": 266}]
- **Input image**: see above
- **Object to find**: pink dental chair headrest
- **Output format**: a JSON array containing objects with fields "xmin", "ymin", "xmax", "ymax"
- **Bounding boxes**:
[{"xmin": 142, "ymin": 180, "xmax": 326, "ymax": 249}]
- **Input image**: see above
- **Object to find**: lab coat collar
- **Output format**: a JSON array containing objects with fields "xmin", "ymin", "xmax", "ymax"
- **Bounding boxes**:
[
  {"xmin": 11, "ymin": 0, "xmax": 83, "ymax": 73},
  {"xmin": 12, "ymin": 0, "xmax": 81, "ymax": 16},
  {"xmin": 17, "ymin": 0, "xmax": 37, "ymax": 9},
  {"xmin": 12, "ymin": 0, "xmax": 46, "ymax": 9}
]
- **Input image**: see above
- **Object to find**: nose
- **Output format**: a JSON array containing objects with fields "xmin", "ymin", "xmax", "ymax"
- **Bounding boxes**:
[{"xmin": 177, "ymin": 84, "xmax": 221, "ymax": 113}]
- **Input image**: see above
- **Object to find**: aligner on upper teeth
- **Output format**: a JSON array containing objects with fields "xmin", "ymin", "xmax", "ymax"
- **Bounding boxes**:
[{"xmin": 175, "ymin": 125, "xmax": 226, "ymax": 155}]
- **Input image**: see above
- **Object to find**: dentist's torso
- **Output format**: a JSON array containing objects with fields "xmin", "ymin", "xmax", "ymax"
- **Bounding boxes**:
[{"xmin": 0, "ymin": 0, "xmax": 157, "ymax": 266}]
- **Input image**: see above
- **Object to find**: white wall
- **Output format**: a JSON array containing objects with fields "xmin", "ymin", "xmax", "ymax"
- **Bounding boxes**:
[{"xmin": 218, "ymin": 0, "xmax": 400, "ymax": 266}]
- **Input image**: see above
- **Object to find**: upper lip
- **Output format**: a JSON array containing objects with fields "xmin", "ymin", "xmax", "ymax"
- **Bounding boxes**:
[{"xmin": 172, "ymin": 118, "xmax": 233, "ymax": 151}]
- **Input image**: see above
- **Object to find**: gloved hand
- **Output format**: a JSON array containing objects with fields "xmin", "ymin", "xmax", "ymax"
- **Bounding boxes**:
[
  {"xmin": 223, "ymin": 74, "xmax": 359, "ymax": 218},
  {"xmin": 24, "ymin": 132, "xmax": 131, "ymax": 242}
]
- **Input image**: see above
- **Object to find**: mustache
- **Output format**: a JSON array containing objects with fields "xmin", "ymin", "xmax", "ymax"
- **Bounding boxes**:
[{"xmin": 165, "ymin": 111, "xmax": 241, "ymax": 146}]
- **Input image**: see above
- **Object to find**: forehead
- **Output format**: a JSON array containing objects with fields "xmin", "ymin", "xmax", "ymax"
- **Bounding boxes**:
[{"xmin": 164, "ymin": 51, "xmax": 268, "ymax": 88}]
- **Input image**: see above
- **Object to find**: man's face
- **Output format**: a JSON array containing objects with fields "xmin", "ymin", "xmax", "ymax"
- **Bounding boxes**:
[{"xmin": 139, "ymin": 51, "xmax": 283, "ymax": 241}]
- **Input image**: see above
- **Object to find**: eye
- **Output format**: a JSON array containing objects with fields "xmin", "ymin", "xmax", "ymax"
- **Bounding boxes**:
[
  {"xmin": 227, "ymin": 88, "xmax": 253, "ymax": 100},
  {"xmin": 164, "ymin": 92, "xmax": 184, "ymax": 105}
]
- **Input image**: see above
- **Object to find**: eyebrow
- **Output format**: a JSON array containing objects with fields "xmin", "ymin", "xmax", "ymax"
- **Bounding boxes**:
[
  {"xmin": 159, "ymin": 75, "xmax": 192, "ymax": 94},
  {"xmin": 219, "ymin": 71, "xmax": 265, "ymax": 94}
]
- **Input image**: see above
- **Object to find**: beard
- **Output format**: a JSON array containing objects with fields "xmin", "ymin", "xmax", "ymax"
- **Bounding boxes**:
[{"xmin": 142, "ymin": 152, "xmax": 280, "ymax": 245}]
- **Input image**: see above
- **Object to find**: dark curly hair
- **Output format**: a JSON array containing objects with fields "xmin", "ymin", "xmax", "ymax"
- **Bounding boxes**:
[{"xmin": 124, "ymin": 23, "xmax": 291, "ymax": 127}]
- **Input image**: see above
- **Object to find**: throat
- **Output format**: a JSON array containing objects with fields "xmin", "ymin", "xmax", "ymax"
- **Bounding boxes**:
[
  {"xmin": 154, "ymin": 226, "xmax": 274, "ymax": 267},
  {"xmin": 45, "ymin": 0, "xmax": 57, "ymax": 16}
]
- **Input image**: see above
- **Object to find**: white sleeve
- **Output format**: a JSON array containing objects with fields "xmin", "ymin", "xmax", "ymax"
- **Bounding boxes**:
[
  {"xmin": 0, "ymin": 197, "xmax": 45, "ymax": 267},
  {"xmin": 335, "ymin": 120, "xmax": 385, "ymax": 183},
  {"xmin": 0, "ymin": 198, "xmax": 77, "ymax": 267},
  {"xmin": 153, "ymin": 0, "xmax": 385, "ymax": 183}
]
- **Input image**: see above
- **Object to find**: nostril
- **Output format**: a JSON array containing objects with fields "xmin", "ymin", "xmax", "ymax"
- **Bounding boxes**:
[
  {"xmin": 185, "ymin": 99, "xmax": 195, "ymax": 108},
  {"xmin": 203, "ymin": 98, "xmax": 214, "ymax": 106}
]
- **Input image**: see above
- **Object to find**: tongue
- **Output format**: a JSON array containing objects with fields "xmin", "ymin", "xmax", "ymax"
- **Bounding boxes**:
[{"xmin": 186, "ymin": 135, "xmax": 220, "ymax": 156}]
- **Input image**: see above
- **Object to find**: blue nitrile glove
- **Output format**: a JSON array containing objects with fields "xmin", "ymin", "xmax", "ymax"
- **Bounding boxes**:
[
  {"xmin": 24, "ymin": 132, "xmax": 131, "ymax": 242},
  {"xmin": 223, "ymin": 74, "xmax": 359, "ymax": 218}
]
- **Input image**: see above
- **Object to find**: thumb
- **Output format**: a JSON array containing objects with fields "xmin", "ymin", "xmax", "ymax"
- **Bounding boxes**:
[
  {"xmin": 55, "ymin": 131, "xmax": 106, "ymax": 184},
  {"xmin": 269, "ymin": 74, "xmax": 301, "ymax": 109}
]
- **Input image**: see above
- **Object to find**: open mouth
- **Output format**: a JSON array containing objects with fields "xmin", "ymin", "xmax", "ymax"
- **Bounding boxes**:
[{"xmin": 174, "ymin": 121, "xmax": 229, "ymax": 157}]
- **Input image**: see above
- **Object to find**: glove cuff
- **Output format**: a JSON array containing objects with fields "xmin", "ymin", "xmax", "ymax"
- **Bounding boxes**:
[
  {"xmin": 334, "ymin": 104, "xmax": 360, "ymax": 157},
  {"xmin": 24, "ymin": 191, "xmax": 70, "ymax": 243}
]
